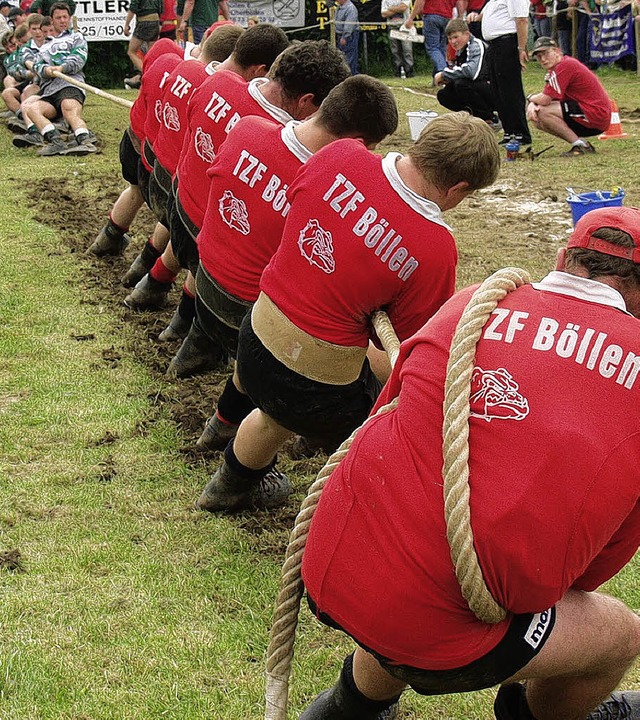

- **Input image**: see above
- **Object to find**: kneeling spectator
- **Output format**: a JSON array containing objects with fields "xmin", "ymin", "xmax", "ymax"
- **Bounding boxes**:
[
  {"xmin": 435, "ymin": 18, "xmax": 498, "ymax": 128},
  {"xmin": 526, "ymin": 36, "xmax": 610, "ymax": 157}
]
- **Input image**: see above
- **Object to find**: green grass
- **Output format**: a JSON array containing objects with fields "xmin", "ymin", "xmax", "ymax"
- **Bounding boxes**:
[{"xmin": 0, "ymin": 66, "xmax": 638, "ymax": 719}]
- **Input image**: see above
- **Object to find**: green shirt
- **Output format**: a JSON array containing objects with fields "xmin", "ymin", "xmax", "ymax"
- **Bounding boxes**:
[{"xmin": 176, "ymin": 0, "xmax": 219, "ymax": 27}]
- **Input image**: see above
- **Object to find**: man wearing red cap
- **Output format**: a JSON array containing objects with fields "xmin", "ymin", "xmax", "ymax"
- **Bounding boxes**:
[
  {"xmin": 299, "ymin": 206, "xmax": 640, "ymax": 720},
  {"xmin": 526, "ymin": 36, "xmax": 610, "ymax": 157}
]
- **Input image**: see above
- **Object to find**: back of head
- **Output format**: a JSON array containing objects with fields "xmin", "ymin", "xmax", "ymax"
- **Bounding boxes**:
[
  {"xmin": 317, "ymin": 75, "xmax": 398, "ymax": 145},
  {"xmin": 409, "ymin": 111, "xmax": 500, "ymax": 192},
  {"xmin": 200, "ymin": 23, "xmax": 244, "ymax": 64},
  {"xmin": 565, "ymin": 206, "xmax": 640, "ymax": 285},
  {"xmin": 233, "ymin": 23, "xmax": 289, "ymax": 72},
  {"xmin": 270, "ymin": 39, "xmax": 350, "ymax": 107},
  {"xmin": 445, "ymin": 17, "xmax": 468, "ymax": 35}
]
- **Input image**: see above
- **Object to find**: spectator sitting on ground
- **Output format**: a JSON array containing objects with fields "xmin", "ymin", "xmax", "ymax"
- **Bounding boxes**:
[
  {"xmin": 526, "ymin": 36, "xmax": 610, "ymax": 157},
  {"xmin": 435, "ymin": 18, "xmax": 499, "ymax": 128},
  {"xmin": 299, "ymin": 205, "xmax": 640, "ymax": 720},
  {"xmin": 21, "ymin": 2, "xmax": 97, "ymax": 155}
]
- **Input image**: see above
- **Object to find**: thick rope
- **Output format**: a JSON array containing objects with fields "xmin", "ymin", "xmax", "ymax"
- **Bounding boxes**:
[
  {"xmin": 442, "ymin": 267, "xmax": 530, "ymax": 624},
  {"xmin": 265, "ymin": 311, "xmax": 400, "ymax": 720}
]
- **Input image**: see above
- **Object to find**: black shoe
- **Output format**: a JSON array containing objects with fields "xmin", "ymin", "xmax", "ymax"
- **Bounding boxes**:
[
  {"xmin": 195, "ymin": 414, "xmax": 239, "ymax": 452},
  {"xmin": 561, "ymin": 141, "xmax": 596, "ymax": 157},
  {"xmin": 12, "ymin": 131, "xmax": 44, "ymax": 148},
  {"xmin": 165, "ymin": 322, "xmax": 226, "ymax": 378},
  {"xmin": 196, "ymin": 462, "xmax": 291, "ymax": 513},
  {"xmin": 37, "ymin": 136, "xmax": 69, "ymax": 156},
  {"xmin": 586, "ymin": 691, "xmax": 640, "ymax": 719},
  {"xmin": 158, "ymin": 308, "xmax": 192, "ymax": 342},
  {"xmin": 121, "ymin": 241, "xmax": 162, "ymax": 287},
  {"xmin": 87, "ymin": 221, "xmax": 131, "ymax": 256},
  {"xmin": 124, "ymin": 275, "xmax": 173, "ymax": 310}
]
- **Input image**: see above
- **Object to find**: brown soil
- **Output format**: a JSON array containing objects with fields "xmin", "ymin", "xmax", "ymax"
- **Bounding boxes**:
[{"xmin": 24, "ymin": 175, "xmax": 327, "ymax": 544}]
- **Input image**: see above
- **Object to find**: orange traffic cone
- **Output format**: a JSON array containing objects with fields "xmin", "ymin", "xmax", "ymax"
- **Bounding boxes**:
[{"xmin": 599, "ymin": 99, "xmax": 629, "ymax": 140}]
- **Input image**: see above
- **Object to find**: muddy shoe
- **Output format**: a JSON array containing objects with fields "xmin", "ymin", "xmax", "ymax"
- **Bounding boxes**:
[
  {"xmin": 122, "ymin": 241, "xmax": 162, "ymax": 287},
  {"xmin": 12, "ymin": 130, "xmax": 44, "ymax": 148},
  {"xmin": 37, "ymin": 136, "xmax": 69, "ymax": 156},
  {"xmin": 6, "ymin": 116, "xmax": 27, "ymax": 133},
  {"xmin": 196, "ymin": 463, "xmax": 291, "ymax": 513},
  {"xmin": 87, "ymin": 220, "xmax": 131, "ymax": 257},
  {"xmin": 195, "ymin": 414, "xmax": 238, "ymax": 451},
  {"xmin": 166, "ymin": 323, "xmax": 226, "ymax": 378},
  {"xmin": 158, "ymin": 308, "xmax": 192, "ymax": 342},
  {"xmin": 124, "ymin": 275, "xmax": 173, "ymax": 310},
  {"xmin": 585, "ymin": 692, "xmax": 640, "ymax": 719}
]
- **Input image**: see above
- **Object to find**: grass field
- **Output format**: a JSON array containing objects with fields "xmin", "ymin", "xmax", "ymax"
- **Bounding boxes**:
[{"xmin": 0, "ymin": 60, "xmax": 639, "ymax": 719}]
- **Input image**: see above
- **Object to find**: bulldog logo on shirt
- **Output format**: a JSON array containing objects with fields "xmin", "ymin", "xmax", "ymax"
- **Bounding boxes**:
[
  {"xmin": 194, "ymin": 126, "xmax": 215, "ymax": 163},
  {"xmin": 154, "ymin": 99, "xmax": 163, "ymax": 124},
  {"xmin": 219, "ymin": 190, "xmax": 250, "ymax": 235},
  {"xmin": 298, "ymin": 219, "xmax": 335, "ymax": 274},
  {"xmin": 470, "ymin": 367, "xmax": 529, "ymax": 422},
  {"xmin": 162, "ymin": 103, "xmax": 180, "ymax": 132}
]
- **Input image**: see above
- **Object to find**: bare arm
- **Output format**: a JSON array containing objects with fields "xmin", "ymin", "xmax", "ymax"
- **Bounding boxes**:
[
  {"xmin": 515, "ymin": 16, "xmax": 528, "ymax": 68},
  {"xmin": 219, "ymin": 0, "xmax": 230, "ymax": 20}
]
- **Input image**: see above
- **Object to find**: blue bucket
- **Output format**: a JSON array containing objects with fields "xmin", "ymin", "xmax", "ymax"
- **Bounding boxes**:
[{"xmin": 566, "ymin": 187, "xmax": 625, "ymax": 226}]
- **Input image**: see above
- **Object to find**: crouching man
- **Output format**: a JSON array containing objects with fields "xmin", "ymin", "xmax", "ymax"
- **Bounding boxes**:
[
  {"xmin": 195, "ymin": 112, "xmax": 500, "ymax": 513},
  {"xmin": 299, "ymin": 206, "xmax": 640, "ymax": 719}
]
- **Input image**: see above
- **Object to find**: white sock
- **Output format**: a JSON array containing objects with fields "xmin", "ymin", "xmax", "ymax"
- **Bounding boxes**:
[{"xmin": 42, "ymin": 123, "xmax": 55, "ymax": 136}]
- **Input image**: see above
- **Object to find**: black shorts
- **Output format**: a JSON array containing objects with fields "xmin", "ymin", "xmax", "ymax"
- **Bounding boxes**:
[
  {"xmin": 307, "ymin": 595, "xmax": 556, "ymax": 695},
  {"xmin": 561, "ymin": 100, "xmax": 605, "ymax": 137},
  {"xmin": 133, "ymin": 19, "xmax": 160, "ymax": 42},
  {"xmin": 119, "ymin": 129, "xmax": 140, "ymax": 185},
  {"xmin": 170, "ymin": 182, "xmax": 200, "ymax": 274},
  {"xmin": 195, "ymin": 263, "xmax": 252, "ymax": 359},
  {"xmin": 43, "ymin": 85, "xmax": 85, "ymax": 115},
  {"xmin": 235, "ymin": 314, "xmax": 382, "ymax": 450},
  {"xmin": 137, "ymin": 160, "xmax": 151, "ymax": 208},
  {"xmin": 148, "ymin": 163, "xmax": 170, "ymax": 227},
  {"xmin": 16, "ymin": 80, "xmax": 29, "ymax": 94}
]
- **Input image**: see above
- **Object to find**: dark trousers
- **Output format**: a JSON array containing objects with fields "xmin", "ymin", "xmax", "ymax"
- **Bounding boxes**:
[
  {"xmin": 437, "ymin": 78, "xmax": 495, "ymax": 121},
  {"xmin": 487, "ymin": 33, "xmax": 531, "ymax": 142}
]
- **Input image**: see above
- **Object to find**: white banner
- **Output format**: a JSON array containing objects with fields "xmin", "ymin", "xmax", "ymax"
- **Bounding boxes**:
[{"xmin": 74, "ymin": 0, "xmax": 303, "ymax": 41}]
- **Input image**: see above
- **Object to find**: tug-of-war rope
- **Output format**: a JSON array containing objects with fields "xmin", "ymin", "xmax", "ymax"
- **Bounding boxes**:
[{"xmin": 264, "ymin": 266, "xmax": 531, "ymax": 720}]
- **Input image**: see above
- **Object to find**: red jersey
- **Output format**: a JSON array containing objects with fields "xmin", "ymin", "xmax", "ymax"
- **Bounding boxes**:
[
  {"xmin": 543, "ymin": 55, "xmax": 610, "ymax": 129},
  {"xmin": 303, "ymin": 272, "xmax": 640, "ymax": 669},
  {"xmin": 153, "ymin": 58, "xmax": 217, "ymax": 176},
  {"xmin": 129, "ymin": 39, "xmax": 183, "ymax": 143},
  {"xmin": 141, "ymin": 53, "xmax": 183, "ymax": 170},
  {"xmin": 424, "ymin": 0, "xmax": 456, "ymax": 18},
  {"xmin": 175, "ymin": 72, "xmax": 293, "ymax": 230},
  {"xmin": 198, "ymin": 117, "xmax": 311, "ymax": 302},
  {"xmin": 260, "ymin": 140, "xmax": 457, "ymax": 347}
]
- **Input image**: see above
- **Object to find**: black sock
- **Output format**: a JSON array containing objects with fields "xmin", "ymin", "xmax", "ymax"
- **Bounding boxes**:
[
  {"xmin": 176, "ymin": 289, "xmax": 196, "ymax": 322},
  {"xmin": 217, "ymin": 377, "xmax": 255, "ymax": 426},
  {"xmin": 223, "ymin": 443, "xmax": 273, "ymax": 482}
]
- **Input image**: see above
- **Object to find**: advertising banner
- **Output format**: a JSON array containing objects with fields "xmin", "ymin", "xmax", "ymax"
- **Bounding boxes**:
[{"xmin": 589, "ymin": 4, "xmax": 635, "ymax": 65}]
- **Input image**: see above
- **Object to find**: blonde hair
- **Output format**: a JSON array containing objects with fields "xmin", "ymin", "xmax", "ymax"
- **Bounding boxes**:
[{"xmin": 409, "ymin": 111, "xmax": 500, "ymax": 191}]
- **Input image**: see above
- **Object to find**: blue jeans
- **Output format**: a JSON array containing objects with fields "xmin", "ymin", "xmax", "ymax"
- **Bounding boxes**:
[
  {"xmin": 192, "ymin": 24, "xmax": 206, "ymax": 43},
  {"xmin": 339, "ymin": 31, "xmax": 360, "ymax": 75},
  {"xmin": 423, "ymin": 13, "xmax": 448, "ymax": 73}
]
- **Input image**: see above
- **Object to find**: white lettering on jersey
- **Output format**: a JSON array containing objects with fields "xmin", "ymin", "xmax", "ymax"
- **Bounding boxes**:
[
  {"xmin": 170, "ymin": 74, "xmax": 192, "ymax": 99},
  {"xmin": 323, "ymin": 173, "xmax": 365, "ymax": 218},
  {"xmin": 484, "ymin": 309, "xmax": 529, "ymax": 343},
  {"xmin": 233, "ymin": 150, "xmax": 267, "ymax": 188},
  {"xmin": 204, "ymin": 92, "xmax": 232, "ymax": 123}
]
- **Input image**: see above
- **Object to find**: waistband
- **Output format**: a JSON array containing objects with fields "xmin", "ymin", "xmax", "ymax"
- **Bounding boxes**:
[
  {"xmin": 126, "ymin": 125, "xmax": 142, "ymax": 154},
  {"xmin": 251, "ymin": 292, "xmax": 366, "ymax": 385},
  {"xmin": 196, "ymin": 263, "xmax": 252, "ymax": 331},
  {"xmin": 137, "ymin": 13, "xmax": 160, "ymax": 21},
  {"xmin": 143, "ymin": 140, "xmax": 156, "ymax": 170},
  {"xmin": 153, "ymin": 160, "xmax": 172, "ymax": 194},
  {"xmin": 173, "ymin": 175, "xmax": 200, "ymax": 240}
]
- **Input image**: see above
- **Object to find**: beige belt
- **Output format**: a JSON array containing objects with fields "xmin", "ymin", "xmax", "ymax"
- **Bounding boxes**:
[
  {"xmin": 251, "ymin": 292, "xmax": 366, "ymax": 386},
  {"xmin": 137, "ymin": 13, "xmax": 160, "ymax": 21}
]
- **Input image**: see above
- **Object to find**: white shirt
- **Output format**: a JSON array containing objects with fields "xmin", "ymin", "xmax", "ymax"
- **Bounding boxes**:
[{"xmin": 481, "ymin": 0, "xmax": 529, "ymax": 40}]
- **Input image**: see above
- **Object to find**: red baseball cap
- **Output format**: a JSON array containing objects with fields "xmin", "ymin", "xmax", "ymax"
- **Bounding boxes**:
[{"xmin": 567, "ymin": 206, "xmax": 640, "ymax": 263}]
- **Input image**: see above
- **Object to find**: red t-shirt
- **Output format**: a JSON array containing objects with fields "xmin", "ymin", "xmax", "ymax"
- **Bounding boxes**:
[
  {"xmin": 423, "ymin": 0, "xmax": 456, "ymax": 19},
  {"xmin": 199, "ymin": 117, "xmax": 311, "ymax": 301},
  {"xmin": 153, "ymin": 58, "xmax": 216, "ymax": 176},
  {"xmin": 175, "ymin": 72, "xmax": 293, "ymax": 230},
  {"xmin": 543, "ymin": 55, "xmax": 610, "ymax": 129},
  {"xmin": 260, "ymin": 141, "xmax": 457, "ymax": 347},
  {"xmin": 129, "ymin": 40, "xmax": 183, "ymax": 143},
  {"xmin": 302, "ymin": 272, "xmax": 640, "ymax": 669}
]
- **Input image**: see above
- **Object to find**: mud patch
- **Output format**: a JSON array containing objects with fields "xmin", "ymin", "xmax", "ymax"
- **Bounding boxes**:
[{"xmin": 0, "ymin": 549, "xmax": 25, "ymax": 572}]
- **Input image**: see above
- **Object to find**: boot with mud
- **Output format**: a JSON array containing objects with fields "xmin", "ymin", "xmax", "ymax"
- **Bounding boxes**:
[
  {"xmin": 166, "ymin": 321, "xmax": 226, "ymax": 378},
  {"xmin": 87, "ymin": 216, "xmax": 131, "ymax": 256},
  {"xmin": 124, "ymin": 274, "xmax": 172, "ymax": 310},
  {"xmin": 299, "ymin": 654, "xmax": 400, "ymax": 720},
  {"xmin": 158, "ymin": 307, "xmax": 193, "ymax": 342},
  {"xmin": 196, "ymin": 459, "xmax": 291, "ymax": 513},
  {"xmin": 122, "ymin": 239, "xmax": 162, "ymax": 287},
  {"xmin": 196, "ymin": 413, "xmax": 239, "ymax": 451}
]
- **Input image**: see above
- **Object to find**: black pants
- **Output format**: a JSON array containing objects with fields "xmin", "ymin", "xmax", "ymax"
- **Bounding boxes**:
[
  {"xmin": 437, "ymin": 78, "xmax": 495, "ymax": 121},
  {"xmin": 487, "ymin": 33, "xmax": 531, "ymax": 142}
]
